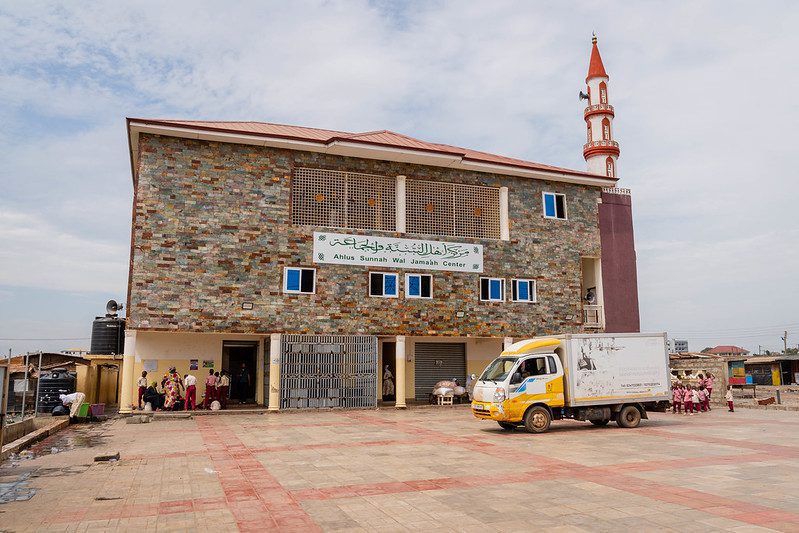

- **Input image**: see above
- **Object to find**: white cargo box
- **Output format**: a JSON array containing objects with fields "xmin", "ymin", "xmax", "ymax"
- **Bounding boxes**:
[{"xmin": 555, "ymin": 333, "xmax": 670, "ymax": 407}]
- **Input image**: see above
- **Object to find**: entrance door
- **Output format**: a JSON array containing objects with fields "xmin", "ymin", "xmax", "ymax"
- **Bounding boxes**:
[
  {"xmin": 382, "ymin": 342, "xmax": 396, "ymax": 402},
  {"xmin": 414, "ymin": 343, "xmax": 466, "ymax": 401},
  {"xmin": 223, "ymin": 341, "xmax": 259, "ymax": 404}
]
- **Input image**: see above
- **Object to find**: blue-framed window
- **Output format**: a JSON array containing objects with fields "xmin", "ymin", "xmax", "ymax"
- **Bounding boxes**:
[
  {"xmin": 480, "ymin": 277, "xmax": 505, "ymax": 302},
  {"xmin": 369, "ymin": 272, "xmax": 399, "ymax": 298},
  {"xmin": 283, "ymin": 267, "xmax": 316, "ymax": 294},
  {"xmin": 511, "ymin": 279, "xmax": 537, "ymax": 303},
  {"xmin": 405, "ymin": 273, "xmax": 433, "ymax": 299},
  {"xmin": 543, "ymin": 192, "xmax": 567, "ymax": 219}
]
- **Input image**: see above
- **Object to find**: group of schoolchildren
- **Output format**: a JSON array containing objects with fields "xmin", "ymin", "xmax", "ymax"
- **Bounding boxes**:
[
  {"xmin": 671, "ymin": 373, "xmax": 735, "ymax": 414},
  {"xmin": 136, "ymin": 367, "xmax": 231, "ymax": 411}
]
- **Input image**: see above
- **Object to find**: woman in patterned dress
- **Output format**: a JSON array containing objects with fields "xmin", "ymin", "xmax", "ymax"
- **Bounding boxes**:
[{"xmin": 162, "ymin": 367, "xmax": 181, "ymax": 410}]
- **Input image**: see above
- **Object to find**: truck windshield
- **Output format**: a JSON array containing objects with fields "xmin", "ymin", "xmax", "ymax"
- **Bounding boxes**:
[{"xmin": 480, "ymin": 357, "xmax": 519, "ymax": 382}]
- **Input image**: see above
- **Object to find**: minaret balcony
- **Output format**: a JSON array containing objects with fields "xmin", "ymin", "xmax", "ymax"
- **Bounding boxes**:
[
  {"xmin": 583, "ymin": 139, "xmax": 620, "ymax": 158},
  {"xmin": 584, "ymin": 103, "xmax": 615, "ymax": 119}
]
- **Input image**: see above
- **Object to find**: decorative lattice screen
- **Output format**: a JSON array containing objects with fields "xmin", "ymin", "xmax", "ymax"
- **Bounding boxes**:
[
  {"xmin": 407, "ymin": 179, "xmax": 500, "ymax": 239},
  {"xmin": 292, "ymin": 168, "xmax": 396, "ymax": 231}
]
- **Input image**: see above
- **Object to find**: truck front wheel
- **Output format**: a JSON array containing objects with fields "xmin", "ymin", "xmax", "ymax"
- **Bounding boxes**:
[
  {"xmin": 497, "ymin": 422, "xmax": 516, "ymax": 431},
  {"xmin": 616, "ymin": 405, "xmax": 642, "ymax": 428},
  {"xmin": 523, "ymin": 406, "xmax": 551, "ymax": 433}
]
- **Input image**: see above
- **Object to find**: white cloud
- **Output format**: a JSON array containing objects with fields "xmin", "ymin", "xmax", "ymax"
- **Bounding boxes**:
[
  {"xmin": 1, "ymin": 1, "xmax": 798, "ymax": 351},
  {"xmin": 0, "ymin": 209, "xmax": 128, "ymax": 293}
]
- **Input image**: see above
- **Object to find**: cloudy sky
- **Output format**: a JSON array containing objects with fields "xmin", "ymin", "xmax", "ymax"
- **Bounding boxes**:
[{"xmin": 1, "ymin": 1, "xmax": 797, "ymax": 356}]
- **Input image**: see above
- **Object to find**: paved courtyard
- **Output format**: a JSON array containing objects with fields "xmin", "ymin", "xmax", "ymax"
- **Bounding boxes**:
[{"xmin": 1, "ymin": 406, "xmax": 798, "ymax": 532}]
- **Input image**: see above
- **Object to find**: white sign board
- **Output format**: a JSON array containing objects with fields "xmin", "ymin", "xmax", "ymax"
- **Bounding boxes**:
[
  {"xmin": 569, "ymin": 335, "xmax": 670, "ymax": 403},
  {"xmin": 313, "ymin": 232, "xmax": 483, "ymax": 273}
]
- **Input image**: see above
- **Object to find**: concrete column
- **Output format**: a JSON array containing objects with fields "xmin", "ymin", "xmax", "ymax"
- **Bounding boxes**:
[
  {"xmin": 118, "ymin": 330, "xmax": 137, "ymax": 414},
  {"xmin": 503, "ymin": 337, "xmax": 514, "ymax": 351},
  {"xmin": 499, "ymin": 186, "xmax": 510, "ymax": 241},
  {"xmin": 396, "ymin": 175, "xmax": 406, "ymax": 233},
  {"xmin": 395, "ymin": 336, "xmax": 406, "ymax": 408},
  {"xmin": 268, "ymin": 333, "xmax": 281, "ymax": 411}
]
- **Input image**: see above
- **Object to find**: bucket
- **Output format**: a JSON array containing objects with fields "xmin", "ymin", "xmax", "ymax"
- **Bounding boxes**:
[
  {"xmin": 90, "ymin": 404, "xmax": 105, "ymax": 416},
  {"xmin": 77, "ymin": 403, "xmax": 90, "ymax": 417}
]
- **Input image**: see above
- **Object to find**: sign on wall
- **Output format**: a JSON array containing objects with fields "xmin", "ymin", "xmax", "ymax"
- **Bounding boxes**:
[{"xmin": 312, "ymin": 232, "xmax": 483, "ymax": 273}]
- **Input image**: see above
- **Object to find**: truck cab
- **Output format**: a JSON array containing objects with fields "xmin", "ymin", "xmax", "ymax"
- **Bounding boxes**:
[{"xmin": 472, "ymin": 338, "xmax": 565, "ymax": 432}]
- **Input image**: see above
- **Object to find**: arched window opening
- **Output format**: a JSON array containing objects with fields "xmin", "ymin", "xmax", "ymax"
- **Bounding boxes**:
[
  {"xmin": 586, "ymin": 121, "xmax": 592, "ymax": 143},
  {"xmin": 599, "ymin": 82, "xmax": 608, "ymax": 104},
  {"xmin": 606, "ymin": 157, "xmax": 614, "ymax": 177},
  {"xmin": 602, "ymin": 118, "xmax": 611, "ymax": 140}
]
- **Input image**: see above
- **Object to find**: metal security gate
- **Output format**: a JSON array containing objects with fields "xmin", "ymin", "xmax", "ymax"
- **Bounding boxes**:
[
  {"xmin": 414, "ymin": 343, "xmax": 466, "ymax": 401},
  {"xmin": 281, "ymin": 335, "xmax": 377, "ymax": 409}
]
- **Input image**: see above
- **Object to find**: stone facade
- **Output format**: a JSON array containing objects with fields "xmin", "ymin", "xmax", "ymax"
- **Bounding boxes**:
[{"xmin": 128, "ymin": 134, "xmax": 602, "ymax": 337}]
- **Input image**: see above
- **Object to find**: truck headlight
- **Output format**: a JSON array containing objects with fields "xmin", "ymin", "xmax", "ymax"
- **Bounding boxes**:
[{"xmin": 493, "ymin": 388, "xmax": 506, "ymax": 403}]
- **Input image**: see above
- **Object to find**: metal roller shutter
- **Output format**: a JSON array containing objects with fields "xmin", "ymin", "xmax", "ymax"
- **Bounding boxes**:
[{"xmin": 414, "ymin": 343, "xmax": 466, "ymax": 401}]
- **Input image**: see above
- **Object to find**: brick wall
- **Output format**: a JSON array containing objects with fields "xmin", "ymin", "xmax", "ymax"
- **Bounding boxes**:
[{"xmin": 128, "ymin": 134, "xmax": 603, "ymax": 337}]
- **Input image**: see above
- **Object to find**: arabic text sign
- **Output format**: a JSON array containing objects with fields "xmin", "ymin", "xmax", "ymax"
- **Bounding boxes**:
[{"xmin": 313, "ymin": 232, "xmax": 483, "ymax": 273}]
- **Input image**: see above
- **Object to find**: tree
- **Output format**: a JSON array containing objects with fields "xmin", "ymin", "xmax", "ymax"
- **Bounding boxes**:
[
  {"xmin": 785, "ymin": 347, "xmax": 799, "ymax": 355},
  {"xmin": 701, "ymin": 347, "xmax": 713, "ymax": 353}
]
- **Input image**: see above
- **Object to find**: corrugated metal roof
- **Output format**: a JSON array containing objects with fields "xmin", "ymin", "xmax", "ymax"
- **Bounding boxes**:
[{"xmin": 130, "ymin": 118, "xmax": 613, "ymax": 181}]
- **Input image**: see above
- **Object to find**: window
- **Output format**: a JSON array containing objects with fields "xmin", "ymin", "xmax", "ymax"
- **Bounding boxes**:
[
  {"xmin": 606, "ymin": 157, "xmax": 614, "ymax": 178},
  {"xmin": 284, "ymin": 267, "xmax": 316, "ymax": 294},
  {"xmin": 292, "ymin": 168, "xmax": 396, "ymax": 231},
  {"xmin": 586, "ymin": 121, "xmax": 592, "ymax": 143},
  {"xmin": 599, "ymin": 82, "xmax": 608, "ymax": 104},
  {"xmin": 602, "ymin": 118, "xmax": 611, "ymax": 140},
  {"xmin": 542, "ymin": 192, "xmax": 567, "ymax": 219},
  {"xmin": 406, "ymin": 179, "xmax": 500, "ymax": 239},
  {"xmin": 369, "ymin": 272, "xmax": 398, "ymax": 298},
  {"xmin": 547, "ymin": 356, "xmax": 558, "ymax": 374},
  {"xmin": 517, "ymin": 357, "xmax": 547, "ymax": 379},
  {"xmin": 480, "ymin": 277, "xmax": 505, "ymax": 302},
  {"xmin": 511, "ymin": 279, "xmax": 537, "ymax": 303},
  {"xmin": 405, "ymin": 273, "xmax": 432, "ymax": 299}
]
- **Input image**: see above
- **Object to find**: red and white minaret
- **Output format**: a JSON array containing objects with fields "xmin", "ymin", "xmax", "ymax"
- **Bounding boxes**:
[{"xmin": 583, "ymin": 34, "xmax": 619, "ymax": 178}]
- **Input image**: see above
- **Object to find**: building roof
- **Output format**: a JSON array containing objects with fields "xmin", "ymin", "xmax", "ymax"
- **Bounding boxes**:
[
  {"xmin": 707, "ymin": 345, "xmax": 750, "ymax": 355},
  {"xmin": 586, "ymin": 36, "xmax": 608, "ymax": 81},
  {"xmin": 127, "ymin": 118, "xmax": 618, "ymax": 187}
]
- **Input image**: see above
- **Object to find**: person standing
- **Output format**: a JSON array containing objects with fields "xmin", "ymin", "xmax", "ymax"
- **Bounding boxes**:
[
  {"xmin": 161, "ymin": 367, "xmax": 181, "ymax": 410},
  {"xmin": 683, "ymin": 385, "xmax": 694, "ymax": 415},
  {"xmin": 726, "ymin": 385, "xmax": 735, "ymax": 412},
  {"xmin": 705, "ymin": 373, "xmax": 714, "ymax": 409},
  {"xmin": 184, "ymin": 372, "xmax": 197, "ymax": 411},
  {"xmin": 218, "ymin": 371, "xmax": 230, "ymax": 409},
  {"xmin": 137, "ymin": 371, "xmax": 148, "ymax": 410},
  {"xmin": 204, "ymin": 368, "xmax": 217, "ymax": 409},
  {"xmin": 236, "ymin": 362, "xmax": 251, "ymax": 403},
  {"xmin": 59, "ymin": 392, "xmax": 86, "ymax": 419},
  {"xmin": 672, "ymin": 383, "xmax": 683, "ymax": 414}
]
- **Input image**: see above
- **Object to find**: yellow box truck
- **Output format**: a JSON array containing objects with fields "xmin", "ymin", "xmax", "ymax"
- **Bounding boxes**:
[{"xmin": 471, "ymin": 333, "xmax": 670, "ymax": 433}]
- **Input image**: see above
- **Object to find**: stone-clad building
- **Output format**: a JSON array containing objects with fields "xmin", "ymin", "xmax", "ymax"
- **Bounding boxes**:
[{"xmin": 119, "ymin": 37, "xmax": 640, "ymax": 412}]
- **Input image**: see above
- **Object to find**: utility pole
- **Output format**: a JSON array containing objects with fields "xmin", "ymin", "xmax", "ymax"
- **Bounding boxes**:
[
  {"xmin": 782, "ymin": 331, "xmax": 789, "ymax": 354},
  {"xmin": 758, "ymin": 345, "xmax": 762, "ymax": 355}
]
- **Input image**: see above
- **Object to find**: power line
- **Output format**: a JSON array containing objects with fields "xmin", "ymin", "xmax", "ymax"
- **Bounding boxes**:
[{"xmin": 667, "ymin": 322, "xmax": 799, "ymax": 334}]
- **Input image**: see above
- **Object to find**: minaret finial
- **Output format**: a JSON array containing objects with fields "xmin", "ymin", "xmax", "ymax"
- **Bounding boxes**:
[{"xmin": 591, "ymin": 31, "xmax": 597, "ymax": 45}]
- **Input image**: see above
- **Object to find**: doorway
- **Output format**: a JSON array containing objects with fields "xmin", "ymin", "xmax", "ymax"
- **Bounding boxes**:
[
  {"xmin": 382, "ymin": 342, "xmax": 396, "ymax": 402},
  {"xmin": 222, "ymin": 341, "xmax": 259, "ymax": 405}
]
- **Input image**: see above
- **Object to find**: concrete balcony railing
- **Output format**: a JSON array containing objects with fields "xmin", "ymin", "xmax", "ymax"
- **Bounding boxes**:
[
  {"xmin": 583, "ymin": 139, "xmax": 620, "ymax": 151},
  {"xmin": 584, "ymin": 103, "xmax": 615, "ymax": 117},
  {"xmin": 583, "ymin": 305, "xmax": 603, "ymax": 328},
  {"xmin": 602, "ymin": 187, "xmax": 631, "ymax": 195}
]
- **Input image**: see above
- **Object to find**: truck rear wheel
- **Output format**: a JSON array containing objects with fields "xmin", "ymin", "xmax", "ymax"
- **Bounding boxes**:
[
  {"xmin": 616, "ymin": 405, "xmax": 642, "ymax": 428},
  {"xmin": 497, "ymin": 422, "xmax": 516, "ymax": 431},
  {"xmin": 523, "ymin": 406, "xmax": 551, "ymax": 433}
]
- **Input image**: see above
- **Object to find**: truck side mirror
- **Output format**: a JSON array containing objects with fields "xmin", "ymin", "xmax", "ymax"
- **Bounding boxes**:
[{"xmin": 510, "ymin": 372, "xmax": 522, "ymax": 385}]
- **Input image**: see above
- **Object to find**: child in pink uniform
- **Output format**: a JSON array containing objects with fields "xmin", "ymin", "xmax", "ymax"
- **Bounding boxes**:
[
  {"xmin": 697, "ymin": 386, "xmax": 708, "ymax": 412},
  {"xmin": 672, "ymin": 384, "xmax": 683, "ymax": 414},
  {"xmin": 683, "ymin": 385, "xmax": 694, "ymax": 415},
  {"xmin": 705, "ymin": 374, "xmax": 714, "ymax": 409}
]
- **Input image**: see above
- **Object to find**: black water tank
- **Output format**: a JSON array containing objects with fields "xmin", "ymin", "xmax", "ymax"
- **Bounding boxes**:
[
  {"xmin": 38, "ymin": 368, "xmax": 76, "ymax": 413},
  {"xmin": 91, "ymin": 316, "xmax": 125, "ymax": 355}
]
